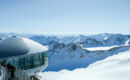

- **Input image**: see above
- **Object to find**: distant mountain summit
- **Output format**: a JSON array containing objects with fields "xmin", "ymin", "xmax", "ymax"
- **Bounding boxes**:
[{"xmin": 0, "ymin": 33, "xmax": 129, "ymax": 47}]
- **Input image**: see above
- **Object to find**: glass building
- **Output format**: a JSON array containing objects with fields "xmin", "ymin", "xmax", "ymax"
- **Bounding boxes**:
[{"xmin": 0, "ymin": 36, "xmax": 48, "ymax": 74}]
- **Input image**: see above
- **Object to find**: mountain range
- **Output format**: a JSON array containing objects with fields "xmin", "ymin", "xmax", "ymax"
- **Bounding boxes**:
[{"xmin": 0, "ymin": 33, "xmax": 130, "ymax": 71}]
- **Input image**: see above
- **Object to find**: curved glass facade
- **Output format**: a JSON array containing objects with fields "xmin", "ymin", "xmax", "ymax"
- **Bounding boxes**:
[{"xmin": 5, "ymin": 52, "xmax": 48, "ymax": 70}]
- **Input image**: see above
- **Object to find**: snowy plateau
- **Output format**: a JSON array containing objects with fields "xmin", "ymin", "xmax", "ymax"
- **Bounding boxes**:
[{"xmin": 0, "ymin": 33, "xmax": 130, "ymax": 80}]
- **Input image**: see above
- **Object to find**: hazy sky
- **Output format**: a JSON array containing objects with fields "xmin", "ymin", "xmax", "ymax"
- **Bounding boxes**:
[{"xmin": 0, "ymin": 0, "xmax": 130, "ymax": 35}]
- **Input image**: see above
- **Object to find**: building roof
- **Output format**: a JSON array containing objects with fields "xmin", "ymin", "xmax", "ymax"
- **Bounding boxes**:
[{"xmin": 0, "ymin": 37, "xmax": 48, "ymax": 58}]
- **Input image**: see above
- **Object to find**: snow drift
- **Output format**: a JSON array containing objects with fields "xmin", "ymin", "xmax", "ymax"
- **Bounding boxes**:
[{"xmin": 39, "ymin": 49, "xmax": 130, "ymax": 80}]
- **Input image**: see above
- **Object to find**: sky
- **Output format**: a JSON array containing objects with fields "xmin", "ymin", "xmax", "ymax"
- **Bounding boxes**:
[{"xmin": 0, "ymin": 0, "xmax": 130, "ymax": 35}]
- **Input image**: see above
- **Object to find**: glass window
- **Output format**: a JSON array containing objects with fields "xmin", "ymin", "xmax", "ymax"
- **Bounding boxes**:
[{"xmin": 6, "ymin": 52, "xmax": 48, "ymax": 70}]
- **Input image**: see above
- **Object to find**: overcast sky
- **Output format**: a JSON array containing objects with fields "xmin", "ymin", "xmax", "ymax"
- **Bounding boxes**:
[{"xmin": 0, "ymin": 0, "xmax": 130, "ymax": 35}]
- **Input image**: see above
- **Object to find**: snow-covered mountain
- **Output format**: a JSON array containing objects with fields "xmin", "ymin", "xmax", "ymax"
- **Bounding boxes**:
[
  {"xmin": 0, "ymin": 33, "xmax": 130, "ymax": 47},
  {"xmin": 45, "ymin": 43, "xmax": 130, "ymax": 71},
  {"xmin": 38, "ymin": 49, "xmax": 130, "ymax": 80},
  {"xmin": 0, "ymin": 33, "xmax": 130, "ymax": 71}
]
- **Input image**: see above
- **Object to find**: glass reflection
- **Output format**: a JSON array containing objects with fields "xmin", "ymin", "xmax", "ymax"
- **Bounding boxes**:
[{"xmin": 6, "ymin": 52, "xmax": 48, "ymax": 70}]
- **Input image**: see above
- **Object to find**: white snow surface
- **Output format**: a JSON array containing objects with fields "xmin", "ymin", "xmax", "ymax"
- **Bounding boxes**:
[
  {"xmin": 104, "ymin": 36, "xmax": 108, "ymax": 40},
  {"xmin": 85, "ymin": 39, "xmax": 130, "ymax": 51},
  {"xmin": 125, "ymin": 40, "xmax": 130, "ymax": 46},
  {"xmin": 22, "ymin": 37, "xmax": 48, "ymax": 54},
  {"xmin": 38, "ymin": 50, "xmax": 130, "ymax": 80},
  {"xmin": 85, "ymin": 45, "xmax": 118, "ymax": 51}
]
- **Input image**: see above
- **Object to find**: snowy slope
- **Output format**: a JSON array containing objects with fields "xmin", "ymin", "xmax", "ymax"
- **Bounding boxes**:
[
  {"xmin": 85, "ymin": 45, "xmax": 119, "ymax": 51},
  {"xmin": 45, "ymin": 43, "xmax": 130, "ymax": 71},
  {"xmin": 38, "ymin": 49, "xmax": 130, "ymax": 80}
]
